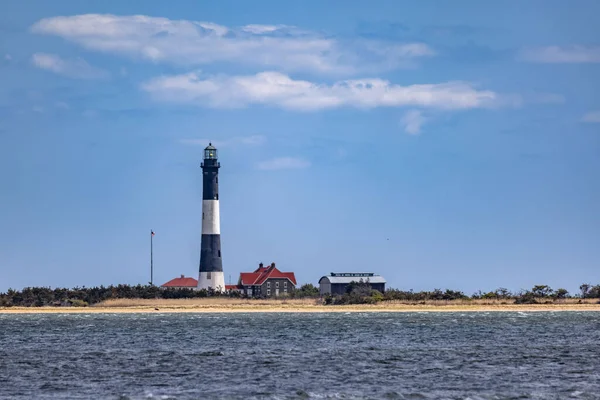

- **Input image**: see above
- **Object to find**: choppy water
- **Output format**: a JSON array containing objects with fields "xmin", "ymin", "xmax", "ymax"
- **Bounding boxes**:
[{"xmin": 1, "ymin": 312, "xmax": 599, "ymax": 399}]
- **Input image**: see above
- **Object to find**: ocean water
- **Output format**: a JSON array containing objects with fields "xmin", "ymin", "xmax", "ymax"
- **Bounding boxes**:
[{"xmin": 0, "ymin": 312, "xmax": 599, "ymax": 399}]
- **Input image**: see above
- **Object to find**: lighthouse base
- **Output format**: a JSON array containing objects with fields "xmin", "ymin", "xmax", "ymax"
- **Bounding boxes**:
[{"xmin": 197, "ymin": 271, "xmax": 225, "ymax": 292}]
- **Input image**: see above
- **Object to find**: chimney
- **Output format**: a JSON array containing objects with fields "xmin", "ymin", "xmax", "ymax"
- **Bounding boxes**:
[
  {"xmin": 181, "ymin": 274, "xmax": 185, "ymax": 278},
  {"xmin": 259, "ymin": 262, "xmax": 264, "ymax": 268},
  {"xmin": 271, "ymin": 262, "xmax": 275, "ymax": 268}
]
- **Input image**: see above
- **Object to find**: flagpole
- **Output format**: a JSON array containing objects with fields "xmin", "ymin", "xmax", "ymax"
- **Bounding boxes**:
[{"xmin": 150, "ymin": 229, "xmax": 154, "ymax": 286}]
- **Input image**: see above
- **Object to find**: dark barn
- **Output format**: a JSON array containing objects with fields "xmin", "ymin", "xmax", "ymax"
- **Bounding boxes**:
[{"xmin": 318, "ymin": 273, "xmax": 386, "ymax": 295}]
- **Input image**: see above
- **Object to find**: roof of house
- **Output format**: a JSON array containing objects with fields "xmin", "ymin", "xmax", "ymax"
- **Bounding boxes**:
[
  {"xmin": 225, "ymin": 284, "xmax": 240, "ymax": 291},
  {"xmin": 318, "ymin": 273, "xmax": 386, "ymax": 284},
  {"xmin": 239, "ymin": 263, "xmax": 297, "ymax": 286},
  {"xmin": 161, "ymin": 275, "xmax": 198, "ymax": 288}
]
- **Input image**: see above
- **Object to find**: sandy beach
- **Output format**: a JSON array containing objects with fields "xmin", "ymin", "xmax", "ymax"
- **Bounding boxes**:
[{"xmin": 2, "ymin": 298, "xmax": 600, "ymax": 313}]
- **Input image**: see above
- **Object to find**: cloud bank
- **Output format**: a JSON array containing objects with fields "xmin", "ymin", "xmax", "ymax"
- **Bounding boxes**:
[
  {"xmin": 582, "ymin": 111, "xmax": 600, "ymax": 123},
  {"xmin": 31, "ymin": 53, "xmax": 107, "ymax": 79},
  {"xmin": 179, "ymin": 135, "xmax": 266, "ymax": 147},
  {"xmin": 30, "ymin": 14, "xmax": 434, "ymax": 75},
  {"xmin": 520, "ymin": 46, "xmax": 600, "ymax": 63},
  {"xmin": 141, "ymin": 71, "xmax": 503, "ymax": 111},
  {"xmin": 257, "ymin": 157, "xmax": 311, "ymax": 170}
]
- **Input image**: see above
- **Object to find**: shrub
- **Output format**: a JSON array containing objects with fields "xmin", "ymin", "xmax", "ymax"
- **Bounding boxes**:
[
  {"xmin": 554, "ymin": 288, "xmax": 569, "ymax": 299},
  {"xmin": 514, "ymin": 292, "xmax": 538, "ymax": 304},
  {"xmin": 370, "ymin": 290, "xmax": 384, "ymax": 303},
  {"xmin": 292, "ymin": 284, "xmax": 319, "ymax": 298},
  {"xmin": 68, "ymin": 299, "xmax": 89, "ymax": 307}
]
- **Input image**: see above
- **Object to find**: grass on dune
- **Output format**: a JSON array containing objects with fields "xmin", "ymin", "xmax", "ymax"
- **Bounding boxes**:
[{"xmin": 94, "ymin": 297, "xmax": 599, "ymax": 308}]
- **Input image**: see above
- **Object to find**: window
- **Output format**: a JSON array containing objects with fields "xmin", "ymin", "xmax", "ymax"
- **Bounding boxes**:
[
  {"xmin": 207, "ymin": 272, "xmax": 211, "ymax": 279},
  {"xmin": 267, "ymin": 282, "xmax": 271, "ymax": 288},
  {"xmin": 284, "ymin": 288, "xmax": 287, "ymax": 293},
  {"xmin": 267, "ymin": 289, "xmax": 271, "ymax": 296},
  {"xmin": 202, "ymin": 212, "xmax": 204, "ymax": 220},
  {"xmin": 276, "ymin": 282, "xmax": 279, "ymax": 288},
  {"xmin": 216, "ymin": 177, "xmax": 218, "ymax": 183},
  {"xmin": 218, "ymin": 250, "xmax": 221, "ymax": 257},
  {"xmin": 284, "ymin": 281, "xmax": 288, "ymax": 288}
]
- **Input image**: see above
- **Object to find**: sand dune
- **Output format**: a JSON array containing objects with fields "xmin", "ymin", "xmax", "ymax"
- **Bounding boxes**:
[{"xmin": 2, "ymin": 298, "xmax": 599, "ymax": 313}]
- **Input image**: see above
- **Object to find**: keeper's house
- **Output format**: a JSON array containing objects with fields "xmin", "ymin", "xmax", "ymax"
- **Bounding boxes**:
[
  {"xmin": 237, "ymin": 262, "xmax": 297, "ymax": 297},
  {"xmin": 318, "ymin": 272, "xmax": 386, "ymax": 295}
]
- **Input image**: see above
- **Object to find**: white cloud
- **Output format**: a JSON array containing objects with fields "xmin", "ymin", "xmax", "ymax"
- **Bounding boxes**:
[
  {"xmin": 179, "ymin": 135, "xmax": 266, "ymax": 147},
  {"xmin": 238, "ymin": 135, "xmax": 267, "ymax": 145},
  {"xmin": 520, "ymin": 46, "xmax": 600, "ymax": 63},
  {"xmin": 241, "ymin": 24, "xmax": 285, "ymax": 34},
  {"xmin": 32, "ymin": 106, "xmax": 44, "ymax": 113},
  {"xmin": 55, "ymin": 101, "xmax": 70, "ymax": 109},
  {"xmin": 30, "ymin": 14, "xmax": 434, "ymax": 75},
  {"xmin": 582, "ymin": 111, "xmax": 600, "ymax": 123},
  {"xmin": 82, "ymin": 109, "xmax": 98, "ymax": 118},
  {"xmin": 257, "ymin": 157, "xmax": 310, "ymax": 170},
  {"xmin": 526, "ymin": 93, "xmax": 565, "ymax": 104},
  {"xmin": 4, "ymin": 54, "xmax": 12, "ymax": 61},
  {"xmin": 401, "ymin": 110, "xmax": 426, "ymax": 135},
  {"xmin": 31, "ymin": 53, "xmax": 108, "ymax": 79},
  {"xmin": 141, "ymin": 71, "xmax": 503, "ymax": 111},
  {"xmin": 335, "ymin": 148, "xmax": 348, "ymax": 160}
]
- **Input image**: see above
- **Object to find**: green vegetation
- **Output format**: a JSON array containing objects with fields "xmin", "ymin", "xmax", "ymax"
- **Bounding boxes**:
[
  {"xmin": 323, "ymin": 280, "xmax": 386, "ymax": 305},
  {"xmin": 290, "ymin": 284, "xmax": 320, "ymax": 298},
  {"xmin": 384, "ymin": 288, "xmax": 469, "ymax": 301},
  {"xmin": 324, "ymin": 282, "xmax": 600, "ymax": 306},
  {"xmin": 0, "ymin": 284, "xmax": 230, "ymax": 307},
  {"xmin": 1, "ymin": 282, "xmax": 599, "ymax": 307}
]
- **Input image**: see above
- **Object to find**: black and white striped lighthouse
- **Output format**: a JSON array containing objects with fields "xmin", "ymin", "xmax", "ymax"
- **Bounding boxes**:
[{"xmin": 197, "ymin": 143, "xmax": 224, "ymax": 292}]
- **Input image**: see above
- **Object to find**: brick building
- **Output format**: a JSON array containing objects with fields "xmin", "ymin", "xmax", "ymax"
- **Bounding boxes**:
[{"xmin": 236, "ymin": 262, "xmax": 297, "ymax": 297}]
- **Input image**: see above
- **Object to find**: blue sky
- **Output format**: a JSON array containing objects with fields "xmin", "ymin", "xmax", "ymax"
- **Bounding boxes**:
[{"xmin": 1, "ymin": 0, "xmax": 599, "ymax": 295}]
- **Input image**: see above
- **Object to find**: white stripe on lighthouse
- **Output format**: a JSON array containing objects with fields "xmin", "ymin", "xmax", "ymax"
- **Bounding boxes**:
[
  {"xmin": 202, "ymin": 200, "xmax": 220, "ymax": 235},
  {"xmin": 197, "ymin": 271, "xmax": 225, "ymax": 292}
]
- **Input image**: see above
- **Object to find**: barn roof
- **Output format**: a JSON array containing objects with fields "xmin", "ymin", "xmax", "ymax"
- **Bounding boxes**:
[
  {"xmin": 239, "ymin": 263, "xmax": 297, "ymax": 286},
  {"xmin": 161, "ymin": 275, "xmax": 198, "ymax": 288},
  {"xmin": 318, "ymin": 273, "xmax": 386, "ymax": 284}
]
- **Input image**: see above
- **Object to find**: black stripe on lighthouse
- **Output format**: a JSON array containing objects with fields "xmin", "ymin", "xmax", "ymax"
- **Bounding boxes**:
[
  {"xmin": 202, "ymin": 158, "xmax": 219, "ymax": 201},
  {"xmin": 199, "ymin": 234, "xmax": 222, "ymax": 272}
]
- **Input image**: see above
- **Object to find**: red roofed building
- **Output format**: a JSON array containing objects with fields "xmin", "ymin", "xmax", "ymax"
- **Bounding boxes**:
[
  {"xmin": 225, "ymin": 284, "xmax": 241, "ymax": 293},
  {"xmin": 161, "ymin": 275, "xmax": 242, "ymax": 293},
  {"xmin": 237, "ymin": 262, "xmax": 296, "ymax": 297},
  {"xmin": 160, "ymin": 275, "xmax": 198, "ymax": 289},
  {"xmin": 160, "ymin": 264, "xmax": 295, "ymax": 296}
]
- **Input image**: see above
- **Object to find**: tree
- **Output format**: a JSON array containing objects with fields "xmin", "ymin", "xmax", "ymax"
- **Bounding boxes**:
[
  {"xmin": 531, "ymin": 285, "xmax": 553, "ymax": 298},
  {"xmin": 588, "ymin": 285, "xmax": 600, "ymax": 298},
  {"xmin": 580, "ymin": 284, "xmax": 591, "ymax": 299},
  {"xmin": 296, "ymin": 284, "xmax": 319, "ymax": 297},
  {"xmin": 514, "ymin": 290, "xmax": 537, "ymax": 304},
  {"xmin": 554, "ymin": 288, "xmax": 569, "ymax": 299}
]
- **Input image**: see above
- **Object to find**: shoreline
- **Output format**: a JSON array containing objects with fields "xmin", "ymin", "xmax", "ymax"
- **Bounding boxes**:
[{"xmin": 2, "ymin": 303, "xmax": 600, "ymax": 314}]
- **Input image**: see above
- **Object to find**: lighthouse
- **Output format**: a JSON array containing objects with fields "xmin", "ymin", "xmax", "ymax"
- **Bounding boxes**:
[{"xmin": 197, "ymin": 143, "xmax": 225, "ymax": 292}]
